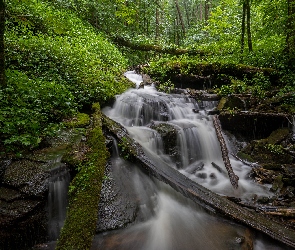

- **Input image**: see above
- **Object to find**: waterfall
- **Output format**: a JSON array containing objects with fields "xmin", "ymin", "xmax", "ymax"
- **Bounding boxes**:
[
  {"xmin": 94, "ymin": 71, "xmax": 288, "ymax": 250},
  {"xmin": 47, "ymin": 167, "xmax": 70, "ymax": 241},
  {"xmin": 103, "ymin": 77, "xmax": 271, "ymax": 200}
]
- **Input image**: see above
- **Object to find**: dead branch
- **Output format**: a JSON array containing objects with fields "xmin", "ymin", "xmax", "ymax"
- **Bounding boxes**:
[{"xmin": 213, "ymin": 115, "xmax": 239, "ymax": 189}]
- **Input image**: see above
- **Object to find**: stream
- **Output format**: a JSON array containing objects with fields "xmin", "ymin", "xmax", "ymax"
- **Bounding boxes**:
[{"xmin": 91, "ymin": 71, "xmax": 292, "ymax": 250}]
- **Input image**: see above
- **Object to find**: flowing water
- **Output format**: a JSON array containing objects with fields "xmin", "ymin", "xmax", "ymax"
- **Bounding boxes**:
[
  {"xmin": 93, "ymin": 71, "xmax": 289, "ymax": 250},
  {"xmin": 47, "ymin": 166, "xmax": 70, "ymax": 241}
]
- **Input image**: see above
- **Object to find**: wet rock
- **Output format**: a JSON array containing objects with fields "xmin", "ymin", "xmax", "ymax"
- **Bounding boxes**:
[
  {"xmin": 219, "ymin": 111, "xmax": 291, "ymax": 139},
  {"xmin": 2, "ymin": 160, "xmax": 49, "ymax": 197},
  {"xmin": 96, "ymin": 162, "xmax": 139, "ymax": 232},
  {"xmin": 196, "ymin": 173, "xmax": 207, "ymax": 179},
  {"xmin": 0, "ymin": 128, "xmax": 85, "ymax": 249},
  {"xmin": 150, "ymin": 122, "xmax": 180, "ymax": 163}
]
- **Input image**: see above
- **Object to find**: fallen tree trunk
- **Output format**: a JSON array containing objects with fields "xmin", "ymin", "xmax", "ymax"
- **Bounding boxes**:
[
  {"xmin": 212, "ymin": 115, "xmax": 239, "ymax": 189},
  {"xmin": 113, "ymin": 36, "xmax": 205, "ymax": 56},
  {"xmin": 102, "ymin": 114, "xmax": 295, "ymax": 249}
]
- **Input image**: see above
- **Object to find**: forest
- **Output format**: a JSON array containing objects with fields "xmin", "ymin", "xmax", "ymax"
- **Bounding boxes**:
[
  {"xmin": 0, "ymin": 0, "xmax": 295, "ymax": 153},
  {"xmin": 1, "ymin": 0, "xmax": 295, "ymax": 249}
]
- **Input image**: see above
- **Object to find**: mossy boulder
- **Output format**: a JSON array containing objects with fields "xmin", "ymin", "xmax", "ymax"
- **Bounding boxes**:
[{"xmin": 217, "ymin": 96, "xmax": 245, "ymax": 111}]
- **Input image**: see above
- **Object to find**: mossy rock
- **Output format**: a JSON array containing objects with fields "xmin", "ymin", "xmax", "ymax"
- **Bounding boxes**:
[
  {"xmin": 236, "ymin": 151, "xmax": 254, "ymax": 163},
  {"xmin": 217, "ymin": 96, "xmax": 245, "ymax": 110},
  {"xmin": 267, "ymin": 128, "xmax": 290, "ymax": 145},
  {"xmin": 63, "ymin": 113, "xmax": 90, "ymax": 128},
  {"xmin": 240, "ymin": 138, "xmax": 292, "ymax": 165}
]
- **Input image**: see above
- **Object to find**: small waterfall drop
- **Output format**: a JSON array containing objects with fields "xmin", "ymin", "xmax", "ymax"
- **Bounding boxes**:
[{"xmin": 47, "ymin": 166, "xmax": 70, "ymax": 241}]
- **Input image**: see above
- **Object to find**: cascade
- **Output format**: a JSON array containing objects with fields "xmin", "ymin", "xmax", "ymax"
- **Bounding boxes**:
[{"xmin": 94, "ymin": 71, "xmax": 291, "ymax": 250}]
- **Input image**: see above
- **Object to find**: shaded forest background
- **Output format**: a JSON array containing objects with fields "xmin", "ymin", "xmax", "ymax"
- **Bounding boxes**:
[{"xmin": 0, "ymin": 0, "xmax": 295, "ymax": 154}]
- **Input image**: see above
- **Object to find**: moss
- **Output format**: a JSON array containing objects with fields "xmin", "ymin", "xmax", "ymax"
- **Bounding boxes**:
[
  {"xmin": 267, "ymin": 128, "xmax": 290, "ymax": 145},
  {"xmin": 217, "ymin": 97, "xmax": 227, "ymax": 110},
  {"xmin": 236, "ymin": 151, "xmax": 254, "ymax": 163},
  {"xmin": 63, "ymin": 113, "xmax": 90, "ymax": 128},
  {"xmin": 56, "ymin": 103, "xmax": 109, "ymax": 250}
]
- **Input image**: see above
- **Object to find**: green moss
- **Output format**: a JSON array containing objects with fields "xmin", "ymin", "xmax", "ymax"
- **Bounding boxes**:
[
  {"xmin": 236, "ymin": 151, "xmax": 254, "ymax": 163},
  {"xmin": 56, "ymin": 103, "xmax": 109, "ymax": 250},
  {"xmin": 217, "ymin": 97, "xmax": 227, "ymax": 110},
  {"xmin": 266, "ymin": 128, "xmax": 290, "ymax": 145},
  {"xmin": 64, "ymin": 113, "xmax": 90, "ymax": 128}
]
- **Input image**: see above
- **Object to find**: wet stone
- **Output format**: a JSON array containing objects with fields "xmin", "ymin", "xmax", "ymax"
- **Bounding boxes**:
[
  {"xmin": 196, "ymin": 173, "xmax": 207, "ymax": 179},
  {"xmin": 96, "ymin": 162, "xmax": 138, "ymax": 232}
]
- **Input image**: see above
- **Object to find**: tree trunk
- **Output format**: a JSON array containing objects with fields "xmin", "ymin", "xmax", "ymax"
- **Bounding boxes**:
[
  {"xmin": 155, "ymin": 6, "xmax": 160, "ymax": 41},
  {"xmin": 205, "ymin": 0, "xmax": 210, "ymax": 21},
  {"xmin": 174, "ymin": 0, "xmax": 185, "ymax": 36},
  {"xmin": 241, "ymin": 2, "xmax": 246, "ymax": 53},
  {"xmin": 0, "ymin": 0, "xmax": 5, "ymax": 88},
  {"xmin": 199, "ymin": 2, "xmax": 203, "ymax": 21},
  {"xmin": 246, "ymin": 0, "xmax": 252, "ymax": 52},
  {"xmin": 287, "ymin": 0, "xmax": 295, "ymax": 67}
]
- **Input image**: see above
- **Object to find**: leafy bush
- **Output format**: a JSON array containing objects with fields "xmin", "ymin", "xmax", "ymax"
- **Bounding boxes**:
[
  {"xmin": 2, "ymin": 0, "xmax": 133, "ymax": 152},
  {"xmin": 0, "ymin": 70, "xmax": 77, "ymax": 150}
]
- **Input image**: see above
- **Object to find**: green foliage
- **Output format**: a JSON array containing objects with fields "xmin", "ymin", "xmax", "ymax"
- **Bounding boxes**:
[
  {"xmin": 264, "ymin": 144, "xmax": 284, "ymax": 155},
  {"xmin": 3, "ymin": 0, "xmax": 133, "ymax": 152},
  {"xmin": 118, "ymin": 137, "xmax": 132, "ymax": 160},
  {"xmin": 0, "ymin": 70, "xmax": 76, "ymax": 150},
  {"xmin": 157, "ymin": 79, "xmax": 175, "ymax": 93},
  {"xmin": 218, "ymin": 85, "xmax": 235, "ymax": 96}
]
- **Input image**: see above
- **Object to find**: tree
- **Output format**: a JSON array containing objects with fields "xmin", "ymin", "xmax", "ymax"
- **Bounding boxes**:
[
  {"xmin": 287, "ymin": 0, "xmax": 295, "ymax": 65},
  {"xmin": 241, "ymin": 0, "xmax": 252, "ymax": 53},
  {"xmin": 0, "ymin": 0, "xmax": 5, "ymax": 88},
  {"xmin": 174, "ymin": 0, "xmax": 186, "ymax": 35}
]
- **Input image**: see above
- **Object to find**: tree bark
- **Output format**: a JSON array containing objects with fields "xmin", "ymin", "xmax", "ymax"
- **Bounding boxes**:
[
  {"xmin": 241, "ymin": 2, "xmax": 246, "ymax": 53},
  {"xmin": 155, "ymin": 6, "xmax": 160, "ymax": 41},
  {"xmin": 174, "ymin": 0, "xmax": 185, "ymax": 36},
  {"xmin": 0, "ymin": 0, "xmax": 5, "ymax": 88},
  {"xmin": 287, "ymin": 0, "xmax": 295, "ymax": 67},
  {"xmin": 212, "ymin": 115, "xmax": 239, "ymax": 189},
  {"xmin": 205, "ymin": 0, "xmax": 209, "ymax": 21},
  {"xmin": 246, "ymin": 0, "xmax": 252, "ymax": 52},
  {"xmin": 113, "ymin": 36, "xmax": 205, "ymax": 55}
]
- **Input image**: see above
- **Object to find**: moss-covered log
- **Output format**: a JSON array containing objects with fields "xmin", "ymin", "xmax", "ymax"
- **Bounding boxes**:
[
  {"xmin": 143, "ymin": 60, "xmax": 279, "ymax": 89},
  {"xmin": 102, "ymin": 114, "xmax": 295, "ymax": 249},
  {"xmin": 56, "ymin": 103, "xmax": 109, "ymax": 250},
  {"xmin": 113, "ymin": 36, "xmax": 205, "ymax": 56}
]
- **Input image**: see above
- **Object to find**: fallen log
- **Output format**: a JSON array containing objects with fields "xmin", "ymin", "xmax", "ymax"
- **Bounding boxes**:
[
  {"xmin": 102, "ymin": 114, "xmax": 295, "ymax": 249},
  {"xmin": 113, "ymin": 36, "xmax": 205, "ymax": 56},
  {"xmin": 212, "ymin": 115, "xmax": 239, "ymax": 189},
  {"xmin": 211, "ymin": 162, "xmax": 225, "ymax": 174}
]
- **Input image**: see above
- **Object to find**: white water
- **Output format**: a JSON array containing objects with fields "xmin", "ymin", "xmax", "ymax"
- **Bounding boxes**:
[
  {"xmin": 47, "ymin": 168, "xmax": 70, "ymax": 240},
  {"xmin": 103, "ymin": 80, "xmax": 271, "ymax": 200},
  {"xmin": 98, "ymin": 72, "xmax": 288, "ymax": 250}
]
